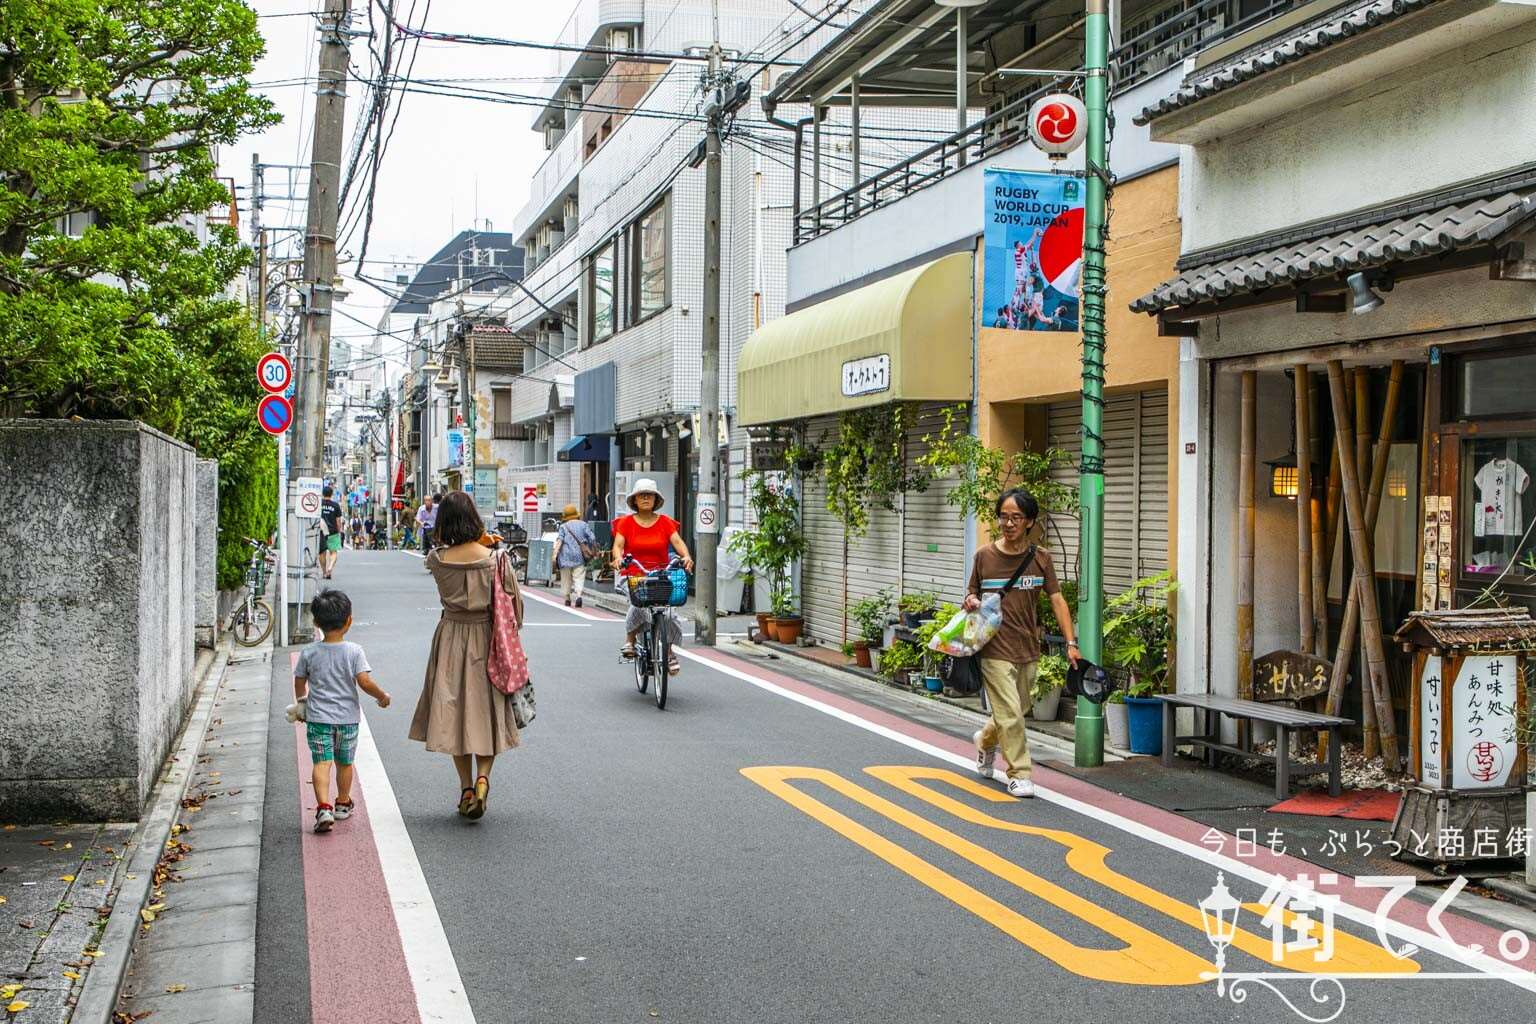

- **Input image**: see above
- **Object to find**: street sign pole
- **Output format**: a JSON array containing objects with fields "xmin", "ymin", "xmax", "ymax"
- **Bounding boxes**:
[
  {"xmin": 1074, "ymin": 0, "xmax": 1110, "ymax": 769},
  {"xmin": 277, "ymin": 431, "xmax": 289, "ymax": 647}
]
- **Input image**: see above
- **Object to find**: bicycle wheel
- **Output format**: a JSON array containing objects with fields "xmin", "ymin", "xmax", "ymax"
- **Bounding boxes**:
[
  {"xmin": 234, "ymin": 600, "xmax": 274, "ymax": 647},
  {"xmin": 632, "ymin": 619, "xmax": 650, "ymax": 694},
  {"xmin": 652, "ymin": 614, "xmax": 669, "ymax": 711}
]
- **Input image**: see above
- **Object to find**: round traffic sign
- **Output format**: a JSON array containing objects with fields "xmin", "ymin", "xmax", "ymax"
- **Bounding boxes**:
[
  {"xmin": 257, "ymin": 394, "xmax": 293, "ymax": 435},
  {"xmin": 298, "ymin": 490, "xmax": 322, "ymax": 516},
  {"xmin": 257, "ymin": 352, "xmax": 293, "ymax": 394}
]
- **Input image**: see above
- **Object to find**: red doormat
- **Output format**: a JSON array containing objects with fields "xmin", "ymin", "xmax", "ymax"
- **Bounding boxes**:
[{"xmin": 1268, "ymin": 789, "xmax": 1401, "ymax": 821}]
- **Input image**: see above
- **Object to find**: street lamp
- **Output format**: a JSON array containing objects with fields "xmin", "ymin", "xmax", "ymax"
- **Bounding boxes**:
[{"xmin": 1198, "ymin": 872, "xmax": 1242, "ymax": 995}]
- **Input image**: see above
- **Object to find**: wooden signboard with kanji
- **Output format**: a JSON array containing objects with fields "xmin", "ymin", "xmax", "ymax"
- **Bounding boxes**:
[{"xmin": 1251, "ymin": 650, "xmax": 1333, "ymax": 703}]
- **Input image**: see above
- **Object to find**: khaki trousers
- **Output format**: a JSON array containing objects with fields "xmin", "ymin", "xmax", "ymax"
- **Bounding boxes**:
[
  {"xmin": 560, "ymin": 564, "xmax": 587, "ymax": 600},
  {"xmin": 978, "ymin": 658, "xmax": 1038, "ymax": 780}
]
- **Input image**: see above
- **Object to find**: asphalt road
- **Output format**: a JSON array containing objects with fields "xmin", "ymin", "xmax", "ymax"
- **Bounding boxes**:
[{"xmin": 254, "ymin": 549, "xmax": 1536, "ymax": 1024}]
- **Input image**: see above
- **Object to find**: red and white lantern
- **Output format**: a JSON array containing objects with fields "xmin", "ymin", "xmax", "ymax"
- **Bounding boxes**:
[{"xmin": 1028, "ymin": 93, "xmax": 1087, "ymax": 159}]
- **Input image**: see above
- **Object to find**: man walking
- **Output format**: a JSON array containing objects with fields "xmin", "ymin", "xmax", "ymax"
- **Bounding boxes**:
[
  {"xmin": 318, "ymin": 485, "xmax": 344, "ymax": 580},
  {"xmin": 965, "ymin": 488, "xmax": 1080, "ymax": 799},
  {"xmin": 415, "ymin": 494, "xmax": 436, "ymax": 552}
]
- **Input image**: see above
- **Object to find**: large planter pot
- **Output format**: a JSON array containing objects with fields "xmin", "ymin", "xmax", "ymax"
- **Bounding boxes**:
[
  {"xmin": 1124, "ymin": 696, "xmax": 1164, "ymax": 755},
  {"xmin": 1105, "ymin": 702, "xmax": 1131, "ymax": 749},
  {"xmin": 923, "ymin": 675, "xmax": 944, "ymax": 693},
  {"xmin": 754, "ymin": 612, "xmax": 771, "ymax": 639},
  {"xmin": 761, "ymin": 617, "xmax": 781, "ymax": 642},
  {"xmin": 853, "ymin": 640, "xmax": 873, "ymax": 669},
  {"xmin": 774, "ymin": 616, "xmax": 804, "ymax": 644},
  {"xmin": 1030, "ymin": 686, "xmax": 1064, "ymax": 722}
]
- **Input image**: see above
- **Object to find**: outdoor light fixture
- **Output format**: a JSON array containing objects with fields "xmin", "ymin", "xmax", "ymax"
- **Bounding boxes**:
[
  {"xmin": 1387, "ymin": 467, "xmax": 1409, "ymax": 499},
  {"xmin": 933, "ymin": 0, "xmax": 986, "ymax": 6},
  {"xmin": 1266, "ymin": 454, "xmax": 1301, "ymax": 499},
  {"xmin": 1198, "ymin": 872, "xmax": 1242, "ymax": 995},
  {"xmin": 1346, "ymin": 271, "xmax": 1385, "ymax": 314}
]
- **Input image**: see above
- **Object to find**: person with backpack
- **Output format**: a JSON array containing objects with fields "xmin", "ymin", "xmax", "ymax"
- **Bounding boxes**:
[
  {"xmin": 964, "ymin": 488, "xmax": 1080, "ymax": 799},
  {"xmin": 552, "ymin": 503, "xmax": 598, "ymax": 608}
]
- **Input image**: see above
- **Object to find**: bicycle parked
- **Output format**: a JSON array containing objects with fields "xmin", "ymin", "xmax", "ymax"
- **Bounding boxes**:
[
  {"xmin": 619, "ymin": 555, "xmax": 689, "ymax": 710},
  {"xmin": 232, "ymin": 537, "xmax": 275, "ymax": 647}
]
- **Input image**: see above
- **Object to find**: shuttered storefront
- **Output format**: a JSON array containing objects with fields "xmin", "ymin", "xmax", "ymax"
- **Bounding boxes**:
[
  {"xmin": 1045, "ymin": 388, "xmax": 1169, "ymax": 595},
  {"xmin": 799, "ymin": 404, "xmax": 969, "ymax": 646}
]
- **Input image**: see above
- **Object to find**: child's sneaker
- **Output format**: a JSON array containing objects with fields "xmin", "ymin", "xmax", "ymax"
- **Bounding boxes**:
[
  {"xmin": 314, "ymin": 805, "xmax": 335, "ymax": 833},
  {"xmin": 333, "ymin": 801, "xmax": 354, "ymax": 821}
]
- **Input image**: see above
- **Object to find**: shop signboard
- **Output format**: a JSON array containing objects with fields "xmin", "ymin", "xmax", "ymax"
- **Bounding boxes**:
[
  {"xmin": 982, "ymin": 168, "xmax": 1084, "ymax": 333},
  {"xmin": 474, "ymin": 467, "xmax": 498, "ymax": 515},
  {"xmin": 511, "ymin": 479, "xmax": 547, "ymax": 514},
  {"xmin": 1450, "ymin": 655, "xmax": 1519, "ymax": 789},
  {"xmin": 445, "ymin": 428, "xmax": 466, "ymax": 469}
]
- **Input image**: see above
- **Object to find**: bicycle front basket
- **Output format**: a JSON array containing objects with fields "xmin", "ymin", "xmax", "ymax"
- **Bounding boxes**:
[{"xmin": 627, "ymin": 568, "xmax": 688, "ymax": 607}]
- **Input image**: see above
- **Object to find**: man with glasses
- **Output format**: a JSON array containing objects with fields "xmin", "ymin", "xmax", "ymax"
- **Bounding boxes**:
[{"xmin": 964, "ymin": 488, "xmax": 1081, "ymax": 798}]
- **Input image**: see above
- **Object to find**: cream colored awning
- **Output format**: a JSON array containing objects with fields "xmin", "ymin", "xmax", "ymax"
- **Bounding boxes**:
[{"xmin": 737, "ymin": 252, "xmax": 973, "ymax": 426}]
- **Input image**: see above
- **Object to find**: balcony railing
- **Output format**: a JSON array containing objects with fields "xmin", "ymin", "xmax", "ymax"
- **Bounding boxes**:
[
  {"xmin": 493, "ymin": 421, "xmax": 533, "ymax": 440},
  {"xmin": 792, "ymin": 0, "xmax": 1301, "ymax": 245}
]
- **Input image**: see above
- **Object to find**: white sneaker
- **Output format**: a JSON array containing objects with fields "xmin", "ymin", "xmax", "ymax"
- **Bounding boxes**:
[
  {"xmin": 1006, "ymin": 778, "xmax": 1036, "ymax": 799},
  {"xmin": 313, "ymin": 807, "xmax": 335, "ymax": 832},
  {"xmin": 973, "ymin": 730, "xmax": 995, "ymax": 777}
]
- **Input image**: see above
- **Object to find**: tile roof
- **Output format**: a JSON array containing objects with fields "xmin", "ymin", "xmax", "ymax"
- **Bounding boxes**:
[
  {"xmin": 470, "ymin": 331, "xmax": 526, "ymax": 371},
  {"xmin": 1393, "ymin": 608, "xmax": 1536, "ymax": 652},
  {"xmin": 1130, "ymin": 189, "xmax": 1536, "ymax": 314},
  {"xmin": 1134, "ymin": 0, "xmax": 1436, "ymax": 126}
]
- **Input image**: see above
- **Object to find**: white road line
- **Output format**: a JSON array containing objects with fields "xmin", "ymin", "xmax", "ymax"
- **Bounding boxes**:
[
  {"xmin": 521, "ymin": 585, "xmax": 610, "ymax": 621},
  {"xmin": 677, "ymin": 646, "xmax": 1536, "ymax": 988},
  {"xmin": 354, "ymin": 714, "xmax": 479, "ymax": 1024}
]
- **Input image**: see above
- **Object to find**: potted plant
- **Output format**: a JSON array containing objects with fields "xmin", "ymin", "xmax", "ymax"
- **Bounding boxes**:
[
  {"xmin": 878, "ymin": 639, "xmax": 921, "ymax": 687},
  {"xmin": 912, "ymin": 604, "xmax": 959, "ymax": 693},
  {"xmin": 730, "ymin": 472, "xmax": 807, "ymax": 645},
  {"xmin": 897, "ymin": 590, "xmax": 939, "ymax": 628},
  {"xmin": 850, "ymin": 589, "xmax": 893, "ymax": 669},
  {"xmin": 1103, "ymin": 572, "xmax": 1176, "ymax": 755},
  {"xmin": 1104, "ymin": 690, "xmax": 1131, "ymax": 749},
  {"xmin": 1030, "ymin": 653, "xmax": 1068, "ymax": 722},
  {"xmin": 771, "ymin": 583, "xmax": 803, "ymax": 644}
]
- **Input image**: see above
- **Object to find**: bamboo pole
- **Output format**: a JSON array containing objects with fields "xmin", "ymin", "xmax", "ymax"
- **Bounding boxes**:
[
  {"xmin": 1325, "ymin": 360, "xmax": 1401, "ymax": 771},
  {"xmin": 1294, "ymin": 365, "xmax": 1315, "ymax": 654},
  {"xmin": 1353, "ymin": 369, "xmax": 1379, "ymax": 757},
  {"xmin": 1237, "ymin": 372, "xmax": 1257, "ymax": 742},
  {"xmin": 1308, "ymin": 370, "xmax": 1328, "ymax": 657}
]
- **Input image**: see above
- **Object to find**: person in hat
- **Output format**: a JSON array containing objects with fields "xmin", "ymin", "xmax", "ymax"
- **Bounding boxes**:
[
  {"xmin": 963, "ymin": 488, "xmax": 1080, "ymax": 799},
  {"xmin": 611, "ymin": 478, "xmax": 693, "ymax": 673},
  {"xmin": 552, "ymin": 503, "xmax": 598, "ymax": 608}
]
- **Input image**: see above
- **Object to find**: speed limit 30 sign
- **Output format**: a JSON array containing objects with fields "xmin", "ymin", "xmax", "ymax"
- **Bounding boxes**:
[{"xmin": 257, "ymin": 352, "xmax": 293, "ymax": 394}]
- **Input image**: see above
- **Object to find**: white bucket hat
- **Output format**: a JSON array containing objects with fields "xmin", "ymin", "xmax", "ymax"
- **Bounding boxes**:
[{"xmin": 626, "ymin": 477, "xmax": 665, "ymax": 511}]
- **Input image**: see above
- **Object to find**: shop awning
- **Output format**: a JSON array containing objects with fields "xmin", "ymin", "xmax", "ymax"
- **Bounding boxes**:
[
  {"xmin": 556, "ymin": 434, "xmax": 610, "ymax": 463},
  {"xmin": 737, "ymin": 251, "xmax": 972, "ymax": 427}
]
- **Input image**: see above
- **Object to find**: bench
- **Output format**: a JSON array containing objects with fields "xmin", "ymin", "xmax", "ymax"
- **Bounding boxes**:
[{"xmin": 1155, "ymin": 651, "xmax": 1354, "ymax": 800}]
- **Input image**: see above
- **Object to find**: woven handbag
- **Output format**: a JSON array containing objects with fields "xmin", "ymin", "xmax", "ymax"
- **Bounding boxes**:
[{"xmin": 487, "ymin": 550, "xmax": 531, "ymax": 696}]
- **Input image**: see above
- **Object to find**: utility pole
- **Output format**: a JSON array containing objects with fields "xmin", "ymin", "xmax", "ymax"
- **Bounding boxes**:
[
  {"xmin": 1074, "ymin": 0, "xmax": 1110, "ymax": 769},
  {"xmin": 383, "ymin": 390, "xmax": 395, "ymax": 550},
  {"xmin": 695, "ymin": 2, "xmax": 725, "ymax": 647}
]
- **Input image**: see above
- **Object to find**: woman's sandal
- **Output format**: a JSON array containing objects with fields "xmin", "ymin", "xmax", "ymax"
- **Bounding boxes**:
[
  {"xmin": 457, "ymin": 788, "xmax": 475, "ymax": 817},
  {"xmin": 466, "ymin": 775, "xmax": 489, "ymax": 820}
]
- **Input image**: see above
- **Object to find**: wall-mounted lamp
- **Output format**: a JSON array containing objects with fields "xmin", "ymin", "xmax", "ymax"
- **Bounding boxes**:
[{"xmin": 1346, "ymin": 270, "xmax": 1393, "ymax": 315}]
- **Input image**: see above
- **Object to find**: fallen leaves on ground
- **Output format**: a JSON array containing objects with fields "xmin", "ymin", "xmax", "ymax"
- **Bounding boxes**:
[
  {"xmin": 112, "ymin": 1011, "xmax": 154, "ymax": 1023},
  {"xmin": 163, "ymin": 984, "xmax": 186, "ymax": 994},
  {"xmin": 0, "ymin": 896, "xmax": 6, "ymax": 905},
  {"xmin": 82, "ymin": 950, "xmax": 104, "ymax": 958},
  {"xmin": 6, "ymin": 1000, "xmax": 29, "ymax": 1013},
  {"xmin": 0, "ymin": 985, "xmax": 21, "ymax": 1000},
  {"xmin": 59, "ymin": 875, "xmax": 75, "ymax": 883},
  {"xmin": 60, "ymin": 972, "xmax": 80, "ymax": 981}
]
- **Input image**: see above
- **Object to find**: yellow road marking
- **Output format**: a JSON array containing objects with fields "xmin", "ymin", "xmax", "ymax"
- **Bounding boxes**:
[
  {"xmin": 742, "ymin": 766, "xmax": 1212, "ymax": 985},
  {"xmin": 865, "ymin": 766, "xmax": 1416, "ymax": 977}
]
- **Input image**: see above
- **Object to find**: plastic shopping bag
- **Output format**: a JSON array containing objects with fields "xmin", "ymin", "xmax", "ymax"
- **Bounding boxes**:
[{"xmin": 927, "ymin": 594, "xmax": 1003, "ymax": 657}]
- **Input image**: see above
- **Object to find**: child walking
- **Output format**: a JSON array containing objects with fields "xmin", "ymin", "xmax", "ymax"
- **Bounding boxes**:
[{"xmin": 293, "ymin": 589, "xmax": 391, "ymax": 833}]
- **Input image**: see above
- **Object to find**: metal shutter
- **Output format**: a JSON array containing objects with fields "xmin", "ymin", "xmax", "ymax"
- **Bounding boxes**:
[{"xmin": 1046, "ymin": 388, "xmax": 1169, "ymax": 595}]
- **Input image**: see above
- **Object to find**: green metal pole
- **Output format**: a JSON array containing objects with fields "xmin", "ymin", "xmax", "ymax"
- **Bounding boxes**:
[{"xmin": 1074, "ymin": 0, "xmax": 1109, "ymax": 769}]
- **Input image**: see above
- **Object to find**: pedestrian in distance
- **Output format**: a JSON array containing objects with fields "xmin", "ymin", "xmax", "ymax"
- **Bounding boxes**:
[
  {"xmin": 318, "ymin": 485, "xmax": 344, "ymax": 579},
  {"xmin": 611, "ymin": 478, "xmax": 693, "ymax": 674},
  {"xmin": 965, "ymin": 488, "xmax": 1081, "ymax": 799},
  {"xmin": 349, "ymin": 513, "xmax": 363, "ymax": 550},
  {"xmin": 292, "ymin": 589, "xmax": 392, "ymax": 833},
  {"xmin": 415, "ymin": 494, "xmax": 437, "ymax": 570},
  {"xmin": 408, "ymin": 491, "xmax": 525, "ymax": 820},
  {"xmin": 553, "ymin": 503, "xmax": 597, "ymax": 608}
]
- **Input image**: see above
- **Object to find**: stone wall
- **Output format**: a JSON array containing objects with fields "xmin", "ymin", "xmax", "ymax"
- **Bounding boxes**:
[
  {"xmin": 0, "ymin": 420, "xmax": 200, "ymax": 822},
  {"xmin": 195, "ymin": 459, "xmax": 219, "ymax": 647}
]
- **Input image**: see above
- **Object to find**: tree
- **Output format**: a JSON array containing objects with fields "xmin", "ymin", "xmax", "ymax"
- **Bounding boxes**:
[{"xmin": 0, "ymin": 0, "xmax": 277, "ymax": 429}]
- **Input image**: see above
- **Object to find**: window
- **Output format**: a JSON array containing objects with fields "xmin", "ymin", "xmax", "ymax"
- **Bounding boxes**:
[
  {"xmin": 493, "ymin": 388, "xmax": 511, "ymax": 424},
  {"xmin": 629, "ymin": 196, "xmax": 669, "ymax": 322},
  {"xmin": 588, "ymin": 240, "xmax": 617, "ymax": 344},
  {"xmin": 1455, "ymin": 347, "xmax": 1536, "ymax": 419},
  {"xmin": 54, "ymin": 211, "xmax": 95, "ymax": 237},
  {"xmin": 1460, "ymin": 436, "xmax": 1536, "ymax": 582}
]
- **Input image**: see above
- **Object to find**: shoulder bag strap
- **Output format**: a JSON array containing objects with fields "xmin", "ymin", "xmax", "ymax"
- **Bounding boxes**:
[{"xmin": 1000, "ymin": 544, "xmax": 1038, "ymax": 593}]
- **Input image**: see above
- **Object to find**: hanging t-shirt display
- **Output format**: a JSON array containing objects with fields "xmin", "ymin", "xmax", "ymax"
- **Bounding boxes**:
[{"xmin": 1473, "ymin": 457, "xmax": 1530, "ymax": 537}]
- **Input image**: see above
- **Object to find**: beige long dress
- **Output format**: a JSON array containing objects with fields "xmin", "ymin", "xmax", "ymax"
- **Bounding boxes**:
[{"xmin": 408, "ymin": 550, "xmax": 524, "ymax": 756}]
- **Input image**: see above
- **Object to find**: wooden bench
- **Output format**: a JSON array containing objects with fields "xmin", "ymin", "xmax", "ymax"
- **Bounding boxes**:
[{"xmin": 1155, "ymin": 651, "xmax": 1354, "ymax": 800}]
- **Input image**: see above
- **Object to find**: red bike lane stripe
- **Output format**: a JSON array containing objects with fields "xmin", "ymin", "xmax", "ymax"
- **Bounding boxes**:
[
  {"xmin": 685, "ymin": 645, "xmax": 1533, "ymax": 971},
  {"xmin": 290, "ymin": 655, "xmax": 421, "ymax": 1024}
]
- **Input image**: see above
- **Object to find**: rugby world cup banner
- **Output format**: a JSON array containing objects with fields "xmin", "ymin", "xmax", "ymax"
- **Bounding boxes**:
[{"xmin": 983, "ymin": 169, "xmax": 1084, "ymax": 332}]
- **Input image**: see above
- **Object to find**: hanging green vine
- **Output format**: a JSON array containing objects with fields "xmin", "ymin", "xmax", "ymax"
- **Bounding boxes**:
[
  {"xmin": 918, "ymin": 404, "xmax": 1078, "ymax": 527},
  {"xmin": 820, "ymin": 404, "xmax": 929, "ymax": 536}
]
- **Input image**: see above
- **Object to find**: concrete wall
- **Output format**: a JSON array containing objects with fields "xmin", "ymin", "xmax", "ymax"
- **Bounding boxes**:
[
  {"xmin": 0, "ymin": 420, "xmax": 198, "ymax": 822},
  {"xmin": 194, "ymin": 459, "xmax": 219, "ymax": 647}
]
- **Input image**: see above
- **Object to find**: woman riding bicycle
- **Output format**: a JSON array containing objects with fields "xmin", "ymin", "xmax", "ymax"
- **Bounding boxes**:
[{"xmin": 611, "ymin": 478, "xmax": 693, "ymax": 675}]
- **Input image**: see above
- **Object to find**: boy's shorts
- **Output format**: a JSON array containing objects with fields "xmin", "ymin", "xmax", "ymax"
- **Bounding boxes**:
[
  {"xmin": 306, "ymin": 723, "xmax": 359, "ymax": 766},
  {"xmin": 324, "ymin": 533, "xmax": 343, "ymax": 553}
]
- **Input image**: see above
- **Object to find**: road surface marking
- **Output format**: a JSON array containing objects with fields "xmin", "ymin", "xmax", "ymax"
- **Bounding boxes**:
[
  {"xmin": 355, "ymin": 714, "xmax": 479, "ymax": 1024},
  {"xmin": 744, "ymin": 765, "xmax": 1212, "ymax": 984},
  {"xmin": 680, "ymin": 648, "xmax": 1535, "ymax": 987},
  {"xmin": 864, "ymin": 766, "xmax": 1413, "ymax": 976},
  {"xmin": 521, "ymin": 585, "xmax": 615, "ymax": 621}
]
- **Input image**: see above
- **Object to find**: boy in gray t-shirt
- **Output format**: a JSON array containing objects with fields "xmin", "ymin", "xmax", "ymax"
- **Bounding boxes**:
[{"xmin": 294, "ymin": 589, "xmax": 391, "ymax": 833}]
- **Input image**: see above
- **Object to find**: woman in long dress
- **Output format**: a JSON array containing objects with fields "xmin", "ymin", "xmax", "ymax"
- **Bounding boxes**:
[{"xmin": 408, "ymin": 491, "xmax": 523, "ymax": 819}]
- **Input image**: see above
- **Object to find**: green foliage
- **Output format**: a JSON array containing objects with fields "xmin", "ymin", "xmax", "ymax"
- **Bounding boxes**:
[
  {"xmin": 0, "ymin": 0, "xmax": 277, "ymax": 426},
  {"xmin": 1033, "ymin": 653, "xmax": 1069, "ymax": 702},
  {"xmin": 1038, "ymin": 578, "xmax": 1080, "ymax": 637},
  {"xmin": 1103, "ymin": 572, "xmax": 1177, "ymax": 692},
  {"xmin": 729, "ymin": 471, "xmax": 805, "ymax": 618},
  {"xmin": 850, "ymin": 589, "xmax": 893, "ymax": 644},
  {"xmin": 914, "ymin": 603, "xmax": 962, "ymax": 652},
  {"xmin": 820, "ymin": 404, "xmax": 928, "ymax": 537},
  {"xmin": 898, "ymin": 590, "xmax": 938, "ymax": 615},
  {"xmin": 917, "ymin": 404, "xmax": 1077, "ymax": 529},
  {"xmin": 879, "ymin": 639, "xmax": 922, "ymax": 681}
]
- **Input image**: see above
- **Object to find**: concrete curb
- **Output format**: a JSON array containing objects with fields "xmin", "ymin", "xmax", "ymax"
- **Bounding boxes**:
[{"xmin": 70, "ymin": 644, "xmax": 232, "ymax": 1024}]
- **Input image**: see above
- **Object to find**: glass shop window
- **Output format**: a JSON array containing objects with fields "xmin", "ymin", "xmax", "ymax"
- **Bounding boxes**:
[
  {"xmin": 1461, "ymin": 436, "xmax": 1536, "ymax": 581},
  {"xmin": 1455, "ymin": 347, "xmax": 1536, "ymax": 419}
]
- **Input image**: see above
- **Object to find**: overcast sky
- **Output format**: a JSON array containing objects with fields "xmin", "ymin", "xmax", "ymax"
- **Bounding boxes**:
[{"xmin": 223, "ymin": 1, "xmax": 579, "ymax": 366}]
